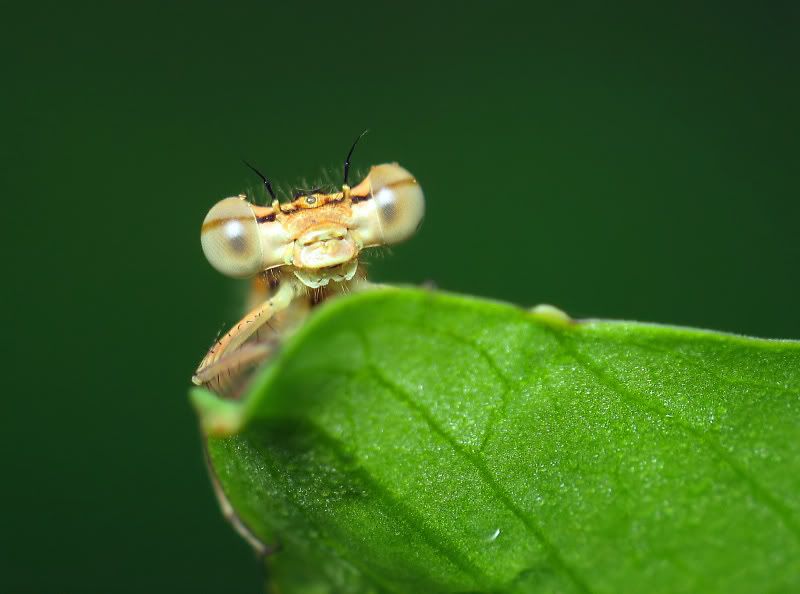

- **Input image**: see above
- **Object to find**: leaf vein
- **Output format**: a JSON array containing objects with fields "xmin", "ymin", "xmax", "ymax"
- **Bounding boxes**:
[
  {"xmin": 550, "ymin": 330, "xmax": 800, "ymax": 542},
  {"xmin": 234, "ymin": 435, "xmax": 401, "ymax": 594},
  {"xmin": 362, "ymin": 355, "xmax": 593, "ymax": 594},
  {"xmin": 308, "ymin": 425, "xmax": 493, "ymax": 590},
  {"xmin": 614, "ymin": 338, "xmax": 800, "ymax": 398},
  {"xmin": 410, "ymin": 322, "xmax": 515, "ymax": 453}
]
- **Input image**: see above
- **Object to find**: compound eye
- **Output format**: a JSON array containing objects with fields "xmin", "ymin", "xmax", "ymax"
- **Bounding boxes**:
[
  {"xmin": 351, "ymin": 163, "xmax": 425, "ymax": 246},
  {"xmin": 200, "ymin": 197, "xmax": 263, "ymax": 278}
]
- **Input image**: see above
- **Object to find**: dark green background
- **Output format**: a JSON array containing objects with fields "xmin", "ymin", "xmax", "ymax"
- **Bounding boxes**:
[{"xmin": 3, "ymin": 1, "xmax": 798, "ymax": 592}]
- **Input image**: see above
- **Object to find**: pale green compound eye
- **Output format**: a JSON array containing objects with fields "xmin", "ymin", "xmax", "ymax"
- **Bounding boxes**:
[
  {"xmin": 200, "ymin": 197, "xmax": 263, "ymax": 278},
  {"xmin": 351, "ymin": 163, "xmax": 425, "ymax": 247}
]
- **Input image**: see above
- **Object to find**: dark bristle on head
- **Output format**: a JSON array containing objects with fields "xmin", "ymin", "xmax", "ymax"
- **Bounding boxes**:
[
  {"xmin": 292, "ymin": 187, "xmax": 324, "ymax": 199},
  {"xmin": 242, "ymin": 160, "xmax": 277, "ymax": 203},
  {"xmin": 343, "ymin": 129, "xmax": 368, "ymax": 186}
]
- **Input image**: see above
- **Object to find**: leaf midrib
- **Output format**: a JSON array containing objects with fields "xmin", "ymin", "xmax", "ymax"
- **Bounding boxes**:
[
  {"xmin": 357, "ymin": 312, "xmax": 800, "ymax": 591},
  {"xmin": 359, "ymin": 331, "xmax": 595, "ymax": 594}
]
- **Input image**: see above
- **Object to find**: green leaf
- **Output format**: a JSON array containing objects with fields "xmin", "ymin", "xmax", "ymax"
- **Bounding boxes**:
[{"xmin": 191, "ymin": 288, "xmax": 800, "ymax": 594}]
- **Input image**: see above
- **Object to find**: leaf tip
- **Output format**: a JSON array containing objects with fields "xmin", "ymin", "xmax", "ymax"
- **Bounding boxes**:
[
  {"xmin": 530, "ymin": 303, "xmax": 574, "ymax": 328},
  {"xmin": 190, "ymin": 388, "xmax": 245, "ymax": 437}
]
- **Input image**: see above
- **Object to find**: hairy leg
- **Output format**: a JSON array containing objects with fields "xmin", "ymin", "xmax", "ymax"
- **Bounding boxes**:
[
  {"xmin": 193, "ymin": 266, "xmax": 380, "ymax": 397},
  {"xmin": 192, "ymin": 276, "xmax": 305, "ymax": 395}
]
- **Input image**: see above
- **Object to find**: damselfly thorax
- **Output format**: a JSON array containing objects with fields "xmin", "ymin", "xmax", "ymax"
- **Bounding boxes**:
[{"xmin": 193, "ymin": 136, "xmax": 424, "ymax": 397}]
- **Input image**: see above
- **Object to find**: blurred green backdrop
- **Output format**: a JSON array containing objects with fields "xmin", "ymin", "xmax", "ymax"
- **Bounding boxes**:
[{"xmin": 2, "ymin": 1, "xmax": 798, "ymax": 592}]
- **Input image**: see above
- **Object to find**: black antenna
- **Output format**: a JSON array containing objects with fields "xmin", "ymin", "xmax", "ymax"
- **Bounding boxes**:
[
  {"xmin": 242, "ymin": 160, "xmax": 277, "ymax": 201},
  {"xmin": 343, "ymin": 129, "xmax": 368, "ymax": 186}
]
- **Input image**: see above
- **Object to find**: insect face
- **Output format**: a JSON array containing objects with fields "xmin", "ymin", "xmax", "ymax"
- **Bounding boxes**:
[
  {"xmin": 200, "ymin": 163, "xmax": 424, "ymax": 286},
  {"xmin": 282, "ymin": 195, "xmax": 357, "ymax": 271}
]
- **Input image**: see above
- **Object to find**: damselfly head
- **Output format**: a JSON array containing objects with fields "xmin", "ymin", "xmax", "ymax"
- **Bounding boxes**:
[
  {"xmin": 200, "ymin": 162, "xmax": 424, "ymax": 285},
  {"xmin": 194, "ymin": 138, "xmax": 426, "ymax": 399}
]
